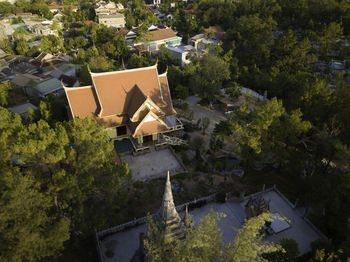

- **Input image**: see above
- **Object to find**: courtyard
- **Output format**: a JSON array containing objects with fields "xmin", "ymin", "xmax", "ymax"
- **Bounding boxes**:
[
  {"xmin": 120, "ymin": 148, "xmax": 185, "ymax": 181},
  {"xmin": 98, "ymin": 188, "xmax": 324, "ymax": 262}
]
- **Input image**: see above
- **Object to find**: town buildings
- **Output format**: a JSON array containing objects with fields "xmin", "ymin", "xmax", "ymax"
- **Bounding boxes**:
[{"xmin": 97, "ymin": 13, "xmax": 126, "ymax": 29}]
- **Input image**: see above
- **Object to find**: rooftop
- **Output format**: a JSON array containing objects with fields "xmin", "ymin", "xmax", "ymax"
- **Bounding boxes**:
[
  {"xmin": 148, "ymin": 28, "xmax": 179, "ymax": 42},
  {"xmin": 64, "ymin": 65, "xmax": 176, "ymax": 133},
  {"xmin": 34, "ymin": 77, "xmax": 62, "ymax": 95},
  {"xmin": 98, "ymin": 13, "xmax": 124, "ymax": 19}
]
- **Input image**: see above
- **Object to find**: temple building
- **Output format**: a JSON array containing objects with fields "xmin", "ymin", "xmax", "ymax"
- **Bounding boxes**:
[
  {"xmin": 96, "ymin": 178, "xmax": 325, "ymax": 262},
  {"xmin": 64, "ymin": 65, "xmax": 183, "ymax": 152}
]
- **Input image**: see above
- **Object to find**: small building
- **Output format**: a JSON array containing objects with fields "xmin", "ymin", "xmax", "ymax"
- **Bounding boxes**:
[
  {"xmin": 167, "ymin": 45, "xmax": 194, "ymax": 66},
  {"xmin": 97, "ymin": 13, "xmax": 126, "ymax": 29},
  {"xmin": 11, "ymin": 73, "xmax": 41, "ymax": 94},
  {"xmin": 329, "ymin": 59, "xmax": 346, "ymax": 72},
  {"xmin": 29, "ymin": 23, "xmax": 56, "ymax": 36},
  {"xmin": 95, "ymin": 1, "xmax": 124, "ymax": 15},
  {"xmin": 188, "ymin": 33, "xmax": 220, "ymax": 53},
  {"xmin": 30, "ymin": 77, "xmax": 63, "ymax": 97},
  {"xmin": 64, "ymin": 65, "xmax": 183, "ymax": 152},
  {"xmin": 134, "ymin": 27, "xmax": 182, "ymax": 52},
  {"xmin": 48, "ymin": 5, "xmax": 78, "ymax": 13},
  {"xmin": 7, "ymin": 102, "xmax": 37, "ymax": 117}
]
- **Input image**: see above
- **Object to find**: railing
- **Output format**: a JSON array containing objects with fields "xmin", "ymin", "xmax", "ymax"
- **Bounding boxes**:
[
  {"xmin": 94, "ymin": 228, "xmax": 104, "ymax": 262},
  {"xmin": 97, "ymin": 194, "xmax": 216, "ymax": 239}
]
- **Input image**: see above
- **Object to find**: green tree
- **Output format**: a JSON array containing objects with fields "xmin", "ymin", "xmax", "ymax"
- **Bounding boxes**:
[
  {"xmin": 128, "ymin": 53, "xmax": 151, "ymax": 69},
  {"xmin": 225, "ymin": 213, "xmax": 282, "ymax": 261},
  {"xmin": 225, "ymin": 14, "xmax": 277, "ymax": 68},
  {"xmin": 0, "ymin": 108, "xmax": 70, "ymax": 261},
  {"xmin": 88, "ymin": 56, "xmax": 114, "ymax": 72},
  {"xmin": 0, "ymin": 81, "xmax": 13, "ymax": 106},
  {"xmin": 191, "ymin": 54, "xmax": 230, "ymax": 101},
  {"xmin": 15, "ymin": 38, "xmax": 30, "ymax": 55},
  {"xmin": 144, "ymin": 211, "xmax": 282, "ymax": 262},
  {"xmin": 318, "ymin": 22, "xmax": 343, "ymax": 56}
]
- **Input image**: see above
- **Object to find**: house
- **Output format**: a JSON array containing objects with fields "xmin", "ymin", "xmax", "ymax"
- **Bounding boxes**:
[
  {"xmin": 64, "ymin": 64, "xmax": 183, "ymax": 151},
  {"xmin": 7, "ymin": 102, "xmax": 37, "ymax": 117},
  {"xmin": 95, "ymin": 1, "xmax": 124, "ymax": 15},
  {"xmin": 48, "ymin": 5, "xmax": 78, "ymax": 13},
  {"xmin": 97, "ymin": 13, "xmax": 126, "ymax": 29},
  {"xmin": 28, "ymin": 23, "xmax": 56, "ymax": 36},
  {"xmin": 133, "ymin": 27, "xmax": 182, "ymax": 52},
  {"xmin": 30, "ymin": 77, "xmax": 63, "ymax": 97},
  {"xmin": 167, "ymin": 45, "xmax": 194, "ymax": 66},
  {"xmin": 188, "ymin": 33, "xmax": 221, "ymax": 53},
  {"xmin": 11, "ymin": 73, "xmax": 41, "ymax": 94},
  {"xmin": 49, "ymin": 63, "xmax": 77, "ymax": 79},
  {"xmin": 204, "ymin": 26, "xmax": 225, "ymax": 41},
  {"xmin": 53, "ymin": 11, "xmax": 65, "ymax": 20},
  {"xmin": 329, "ymin": 59, "xmax": 346, "ymax": 73}
]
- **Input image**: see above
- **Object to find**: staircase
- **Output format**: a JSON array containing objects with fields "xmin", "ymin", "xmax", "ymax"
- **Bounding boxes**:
[{"xmin": 162, "ymin": 134, "xmax": 187, "ymax": 146}]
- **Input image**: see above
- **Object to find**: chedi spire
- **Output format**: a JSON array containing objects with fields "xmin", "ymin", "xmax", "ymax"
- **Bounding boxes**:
[{"xmin": 154, "ymin": 171, "xmax": 185, "ymax": 241}]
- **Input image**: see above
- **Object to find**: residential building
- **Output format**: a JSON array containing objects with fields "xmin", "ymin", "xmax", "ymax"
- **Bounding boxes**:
[
  {"xmin": 48, "ymin": 5, "xmax": 78, "ymax": 13},
  {"xmin": 7, "ymin": 102, "xmax": 37, "ymax": 117},
  {"xmin": 29, "ymin": 23, "xmax": 56, "ymax": 36},
  {"xmin": 167, "ymin": 45, "xmax": 194, "ymax": 66},
  {"xmin": 30, "ymin": 77, "xmax": 63, "ymax": 97},
  {"xmin": 11, "ymin": 73, "xmax": 41, "ymax": 94},
  {"xmin": 188, "ymin": 33, "xmax": 221, "ymax": 53},
  {"xmin": 97, "ymin": 13, "xmax": 126, "ymax": 29},
  {"xmin": 64, "ymin": 65, "xmax": 183, "ymax": 152},
  {"xmin": 133, "ymin": 27, "xmax": 182, "ymax": 52},
  {"xmin": 95, "ymin": 1, "xmax": 124, "ymax": 15}
]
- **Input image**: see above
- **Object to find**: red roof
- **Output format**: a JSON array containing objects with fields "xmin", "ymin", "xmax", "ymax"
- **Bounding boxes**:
[{"xmin": 64, "ymin": 65, "xmax": 176, "ymax": 136}]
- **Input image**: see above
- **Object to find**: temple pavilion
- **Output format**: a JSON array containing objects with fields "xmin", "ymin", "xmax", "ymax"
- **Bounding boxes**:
[{"xmin": 63, "ymin": 65, "xmax": 184, "ymax": 152}]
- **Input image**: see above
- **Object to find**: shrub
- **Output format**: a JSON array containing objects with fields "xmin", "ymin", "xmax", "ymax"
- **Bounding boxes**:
[{"xmin": 181, "ymin": 101, "xmax": 190, "ymax": 111}]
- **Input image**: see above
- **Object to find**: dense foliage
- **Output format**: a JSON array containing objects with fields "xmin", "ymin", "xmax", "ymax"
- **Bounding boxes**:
[{"xmin": 0, "ymin": 106, "xmax": 130, "ymax": 260}]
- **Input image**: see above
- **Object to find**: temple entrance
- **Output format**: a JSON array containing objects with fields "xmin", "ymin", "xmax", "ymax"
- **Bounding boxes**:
[
  {"xmin": 117, "ymin": 125, "xmax": 127, "ymax": 136},
  {"xmin": 143, "ymin": 135, "xmax": 153, "ymax": 143}
]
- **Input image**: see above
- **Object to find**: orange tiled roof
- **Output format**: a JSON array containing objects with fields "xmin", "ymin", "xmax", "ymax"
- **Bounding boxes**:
[
  {"xmin": 159, "ymin": 73, "xmax": 176, "ymax": 115},
  {"xmin": 91, "ymin": 66, "xmax": 166, "ymax": 117},
  {"xmin": 148, "ymin": 28, "xmax": 178, "ymax": 42},
  {"xmin": 127, "ymin": 85, "xmax": 147, "ymax": 119},
  {"xmin": 130, "ymin": 110, "xmax": 169, "ymax": 137},
  {"xmin": 65, "ymin": 86, "xmax": 100, "ymax": 119},
  {"xmin": 133, "ymin": 120, "xmax": 168, "ymax": 137},
  {"xmin": 204, "ymin": 26, "xmax": 225, "ymax": 40},
  {"xmin": 48, "ymin": 5, "xmax": 77, "ymax": 10},
  {"xmin": 64, "ymin": 65, "xmax": 176, "ymax": 135}
]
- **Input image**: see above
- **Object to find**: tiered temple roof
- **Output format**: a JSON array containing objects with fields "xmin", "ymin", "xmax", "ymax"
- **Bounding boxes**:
[{"xmin": 63, "ymin": 65, "xmax": 177, "ymax": 137}]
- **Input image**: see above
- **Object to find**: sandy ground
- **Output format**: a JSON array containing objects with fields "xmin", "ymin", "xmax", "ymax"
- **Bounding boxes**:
[{"xmin": 120, "ymin": 149, "xmax": 184, "ymax": 181}]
